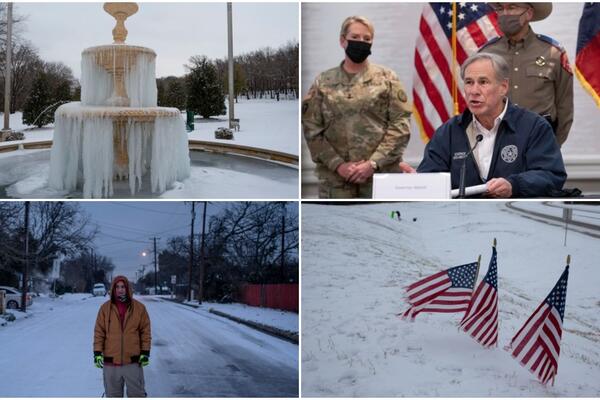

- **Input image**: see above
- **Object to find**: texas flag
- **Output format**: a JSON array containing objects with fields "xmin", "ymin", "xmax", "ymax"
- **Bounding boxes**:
[{"xmin": 575, "ymin": 3, "xmax": 600, "ymax": 107}]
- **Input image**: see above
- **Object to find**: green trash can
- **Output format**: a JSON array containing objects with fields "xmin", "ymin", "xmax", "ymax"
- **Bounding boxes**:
[{"xmin": 186, "ymin": 110, "xmax": 195, "ymax": 132}]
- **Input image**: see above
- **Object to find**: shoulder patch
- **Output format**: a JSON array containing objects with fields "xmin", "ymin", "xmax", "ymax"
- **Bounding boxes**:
[
  {"xmin": 479, "ymin": 35, "xmax": 502, "ymax": 51},
  {"xmin": 560, "ymin": 51, "xmax": 573, "ymax": 75},
  {"xmin": 397, "ymin": 89, "xmax": 408, "ymax": 103},
  {"xmin": 536, "ymin": 34, "xmax": 565, "ymax": 52}
]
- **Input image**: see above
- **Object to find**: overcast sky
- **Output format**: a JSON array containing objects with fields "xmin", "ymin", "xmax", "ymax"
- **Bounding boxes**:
[
  {"xmin": 14, "ymin": 2, "xmax": 299, "ymax": 79},
  {"xmin": 79, "ymin": 201, "xmax": 298, "ymax": 282}
]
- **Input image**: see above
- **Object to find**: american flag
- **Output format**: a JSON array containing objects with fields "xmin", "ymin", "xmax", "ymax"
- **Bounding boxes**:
[
  {"xmin": 459, "ymin": 246, "xmax": 498, "ymax": 347},
  {"xmin": 506, "ymin": 265, "xmax": 569, "ymax": 385},
  {"xmin": 401, "ymin": 262, "xmax": 478, "ymax": 321},
  {"xmin": 413, "ymin": 3, "xmax": 501, "ymax": 140}
]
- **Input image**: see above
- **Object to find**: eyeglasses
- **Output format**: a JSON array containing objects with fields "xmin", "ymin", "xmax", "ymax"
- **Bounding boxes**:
[{"xmin": 492, "ymin": 4, "xmax": 530, "ymax": 16}]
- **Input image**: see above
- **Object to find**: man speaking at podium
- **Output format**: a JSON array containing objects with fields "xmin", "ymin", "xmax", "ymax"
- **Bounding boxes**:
[{"xmin": 401, "ymin": 52, "xmax": 566, "ymax": 198}]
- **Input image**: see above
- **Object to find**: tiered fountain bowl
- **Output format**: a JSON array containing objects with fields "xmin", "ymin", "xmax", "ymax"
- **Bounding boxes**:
[{"xmin": 48, "ymin": 2, "xmax": 190, "ymax": 198}]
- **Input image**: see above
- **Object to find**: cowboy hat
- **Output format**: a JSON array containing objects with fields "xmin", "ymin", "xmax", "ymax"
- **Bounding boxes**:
[{"xmin": 489, "ymin": 3, "xmax": 552, "ymax": 21}]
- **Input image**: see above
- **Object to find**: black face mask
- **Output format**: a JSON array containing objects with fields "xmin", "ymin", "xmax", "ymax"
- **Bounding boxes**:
[
  {"xmin": 118, "ymin": 293, "xmax": 128, "ymax": 303},
  {"xmin": 345, "ymin": 40, "xmax": 372, "ymax": 64}
]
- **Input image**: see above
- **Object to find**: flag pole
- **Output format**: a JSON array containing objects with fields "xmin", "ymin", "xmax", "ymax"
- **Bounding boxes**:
[
  {"xmin": 566, "ymin": 254, "xmax": 571, "ymax": 265},
  {"xmin": 493, "ymin": 238, "xmax": 498, "ymax": 347},
  {"xmin": 475, "ymin": 254, "xmax": 482, "ymax": 282},
  {"xmin": 451, "ymin": 2, "xmax": 459, "ymax": 115}
]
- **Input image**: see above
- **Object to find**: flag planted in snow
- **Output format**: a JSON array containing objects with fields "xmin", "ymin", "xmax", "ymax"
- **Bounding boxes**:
[
  {"xmin": 506, "ymin": 265, "xmax": 569, "ymax": 385},
  {"xmin": 400, "ymin": 261, "xmax": 478, "ymax": 321},
  {"xmin": 460, "ymin": 245, "xmax": 498, "ymax": 347}
]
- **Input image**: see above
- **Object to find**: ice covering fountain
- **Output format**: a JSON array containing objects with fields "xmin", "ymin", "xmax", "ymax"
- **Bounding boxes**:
[{"xmin": 48, "ymin": 2, "xmax": 190, "ymax": 198}]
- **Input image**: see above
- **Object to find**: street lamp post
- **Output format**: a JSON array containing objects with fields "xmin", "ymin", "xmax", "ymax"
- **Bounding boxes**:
[
  {"xmin": 227, "ymin": 2, "xmax": 235, "ymax": 128},
  {"xmin": 198, "ymin": 201, "xmax": 207, "ymax": 304},
  {"xmin": 188, "ymin": 202, "xmax": 195, "ymax": 301},
  {"xmin": 2, "ymin": 2, "xmax": 13, "ymax": 139},
  {"xmin": 21, "ymin": 202, "xmax": 30, "ymax": 312},
  {"xmin": 153, "ymin": 237, "xmax": 158, "ymax": 295}
]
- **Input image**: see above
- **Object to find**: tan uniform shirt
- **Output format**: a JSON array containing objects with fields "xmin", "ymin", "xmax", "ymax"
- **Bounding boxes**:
[
  {"xmin": 302, "ymin": 62, "xmax": 411, "ymax": 189},
  {"xmin": 480, "ymin": 28, "xmax": 574, "ymax": 145}
]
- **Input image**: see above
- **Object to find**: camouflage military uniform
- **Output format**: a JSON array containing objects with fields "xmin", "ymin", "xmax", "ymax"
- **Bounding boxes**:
[
  {"xmin": 302, "ymin": 62, "xmax": 411, "ymax": 198},
  {"xmin": 480, "ymin": 28, "xmax": 574, "ymax": 146}
]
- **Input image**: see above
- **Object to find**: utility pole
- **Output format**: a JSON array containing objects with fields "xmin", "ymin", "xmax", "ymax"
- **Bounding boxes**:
[
  {"xmin": 90, "ymin": 247, "xmax": 96, "ymax": 284},
  {"xmin": 152, "ymin": 237, "xmax": 158, "ymax": 295},
  {"xmin": 2, "ymin": 2, "xmax": 13, "ymax": 139},
  {"xmin": 187, "ymin": 202, "xmax": 196, "ymax": 302},
  {"xmin": 198, "ymin": 201, "xmax": 207, "ymax": 304},
  {"xmin": 227, "ymin": 2, "xmax": 235, "ymax": 128},
  {"xmin": 21, "ymin": 202, "xmax": 30, "ymax": 312},
  {"xmin": 281, "ymin": 203, "xmax": 286, "ymax": 281}
]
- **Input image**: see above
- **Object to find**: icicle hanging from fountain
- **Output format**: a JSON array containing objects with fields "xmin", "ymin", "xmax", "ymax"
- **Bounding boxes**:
[{"xmin": 48, "ymin": 2, "xmax": 190, "ymax": 198}]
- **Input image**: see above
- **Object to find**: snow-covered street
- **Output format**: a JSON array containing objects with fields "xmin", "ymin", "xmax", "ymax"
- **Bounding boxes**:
[
  {"xmin": 301, "ymin": 202, "xmax": 600, "ymax": 396},
  {"xmin": 0, "ymin": 295, "xmax": 298, "ymax": 397}
]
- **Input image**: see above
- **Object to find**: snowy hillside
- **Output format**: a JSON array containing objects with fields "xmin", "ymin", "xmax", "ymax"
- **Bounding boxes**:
[{"xmin": 301, "ymin": 202, "xmax": 600, "ymax": 396}]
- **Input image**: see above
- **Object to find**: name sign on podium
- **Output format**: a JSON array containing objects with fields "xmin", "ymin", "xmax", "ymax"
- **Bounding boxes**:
[{"xmin": 372, "ymin": 173, "xmax": 451, "ymax": 199}]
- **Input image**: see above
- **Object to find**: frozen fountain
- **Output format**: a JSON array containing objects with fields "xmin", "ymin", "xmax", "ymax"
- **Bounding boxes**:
[{"xmin": 48, "ymin": 2, "xmax": 190, "ymax": 198}]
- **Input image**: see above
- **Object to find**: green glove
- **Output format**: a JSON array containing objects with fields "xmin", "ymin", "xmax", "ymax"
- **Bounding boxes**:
[
  {"xmin": 94, "ymin": 353, "xmax": 104, "ymax": 369},
  {"xmin": 139, "ymin": 354, "xmax": 149, "ymax": 367}
]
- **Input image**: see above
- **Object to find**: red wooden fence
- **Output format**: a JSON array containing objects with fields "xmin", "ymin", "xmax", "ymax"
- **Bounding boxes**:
[{"xmin": 238, "ymin": 283, "xmax": 298, "ymax": 312}]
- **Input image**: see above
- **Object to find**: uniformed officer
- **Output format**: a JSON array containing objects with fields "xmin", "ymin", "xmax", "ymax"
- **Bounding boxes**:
[
  {"xmin": 302, "ymin": 16, "xmax": 412, "ymax": 199},
  {"xmin": 480, "ymin": 3, "xmax": 573, "ymax": 146}
]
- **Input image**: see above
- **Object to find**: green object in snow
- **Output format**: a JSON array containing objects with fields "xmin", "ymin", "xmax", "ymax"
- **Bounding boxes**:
[{"xmin": 186, "ymin": 110, "xmax": 195, "ymax": 132}]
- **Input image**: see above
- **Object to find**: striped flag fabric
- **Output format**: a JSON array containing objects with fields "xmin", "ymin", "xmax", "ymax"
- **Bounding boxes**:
[
  {"xmin": 506, "ymin": 265, "xmax": 570, "ymax": 386},
  {"xmin": 575, "ymin": 3, "xmax": 600, "ymax": 107},
  {"xmin": 413, "ymin": 3, "xmax": 501, "ymax": 141},
  {"xmin": 459, "ymin": 246, "xmax": 498, "ymax": 348},
  {"xmin": 401, "ymin": 261, "xmax": 479, "ymax": 321}
]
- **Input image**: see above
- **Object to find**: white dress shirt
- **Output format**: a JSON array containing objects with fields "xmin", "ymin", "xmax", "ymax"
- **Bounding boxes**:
[{"xmin": 472, "ymin": 100, "xmax": 509, "ymax": 181}]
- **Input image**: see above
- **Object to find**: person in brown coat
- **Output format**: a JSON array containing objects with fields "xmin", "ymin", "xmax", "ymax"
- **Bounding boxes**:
[{"xmin": 93, "ymin": 275, "xmax": 151, "ymax": 397}]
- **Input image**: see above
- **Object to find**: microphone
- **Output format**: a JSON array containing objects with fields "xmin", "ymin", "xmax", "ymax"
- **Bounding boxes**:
[{"xmin": 458, "ymin": 134, "xmax": 483, "ymax": 198}]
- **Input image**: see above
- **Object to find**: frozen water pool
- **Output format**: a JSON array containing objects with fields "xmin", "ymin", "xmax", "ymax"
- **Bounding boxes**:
[{"xmin": 0, "ymin": 148, "xmax": 298, "ymax": 199}]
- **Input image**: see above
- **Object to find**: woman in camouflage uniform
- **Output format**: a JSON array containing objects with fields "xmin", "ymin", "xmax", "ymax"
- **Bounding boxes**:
[{"xmin": 302, "ymin": 16, "xmax": 412, "ymax": 199}]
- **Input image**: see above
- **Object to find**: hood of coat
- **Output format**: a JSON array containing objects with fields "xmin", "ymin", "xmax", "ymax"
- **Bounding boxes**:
[{"xmin": 109, "ymin": 275, "xmax": 133, "ymax": 303}]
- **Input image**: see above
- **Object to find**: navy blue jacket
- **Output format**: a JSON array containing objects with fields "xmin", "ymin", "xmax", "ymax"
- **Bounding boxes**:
[{"xmin": 417, "ymin": 102, "xmax": 566, "ymax": 197}]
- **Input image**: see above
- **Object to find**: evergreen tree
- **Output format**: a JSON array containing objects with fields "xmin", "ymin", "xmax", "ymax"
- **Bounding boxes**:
[
  {"xmin": 185, "ymin": 56, "xmax": 226, "ymax": 118},
  {"xmin": 22, "ymin": 71, "xmax": 53, "ymax": 128},
  {"xmin": 156, "ymin": 78, "xmax": 167, "ymax": 106},
  {"xmin": 72, "ymin": 85, "xmax": 81, "ymax": 102},
  {"xmin": 166, "ymin": 79, "xmax": 187, "ymax": 111},
  {"xmin": 54, "ymin": 81, "xmax": 71, "ymax": 101}
]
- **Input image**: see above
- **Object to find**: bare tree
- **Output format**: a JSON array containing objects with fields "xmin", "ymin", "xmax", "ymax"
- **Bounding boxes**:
[
  {"xmin": 0, "ymin": 202, "xmax": 97, "ymax": 278},
  {"xmin": 208, "ymin": 202, "xmax": 298, "ymax": 283},
  {"xmin": 214, "ymin": 40, "xmax": 299, "ymax": 100}
]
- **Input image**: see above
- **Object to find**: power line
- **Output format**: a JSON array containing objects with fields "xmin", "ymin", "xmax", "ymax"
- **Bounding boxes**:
[
  {"xmin": 112, "ymin": 202, "xmax": 189, "ymax": 216},
  {"xmin": 95, "ymin": 224, "xmax": 190, "ymax": 249},
  {"xmin": 91, "ymin": 220, "xmax": 156, "ymax": 236},
  {"xmin": 96, "ymin": 231, "xmax": 151, "ymax": 244}
]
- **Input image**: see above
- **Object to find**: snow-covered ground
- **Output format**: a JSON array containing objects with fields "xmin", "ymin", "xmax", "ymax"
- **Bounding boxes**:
[
  {"xmin": 301, "ymin": 202, "xmax": 600, "ymax": 396},
  {"xmin": 0, "ymin": 294, "xmax": 298, "ymax": 397},
  {"xmin": 188, "ymin": 98, "xmax": 298, "ymax": 156},
  {"xmin": 182, "ymin": 301, "xmax": 298, "ymax": 333},
  {"xmin": 0, "ymin": 99, "xmax": 298, "ymax": 156}
]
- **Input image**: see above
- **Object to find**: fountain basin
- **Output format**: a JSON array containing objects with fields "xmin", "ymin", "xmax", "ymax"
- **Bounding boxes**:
[{"xmin": 48, "ymin": 102, "xmax": 190, "ymax": 198}]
